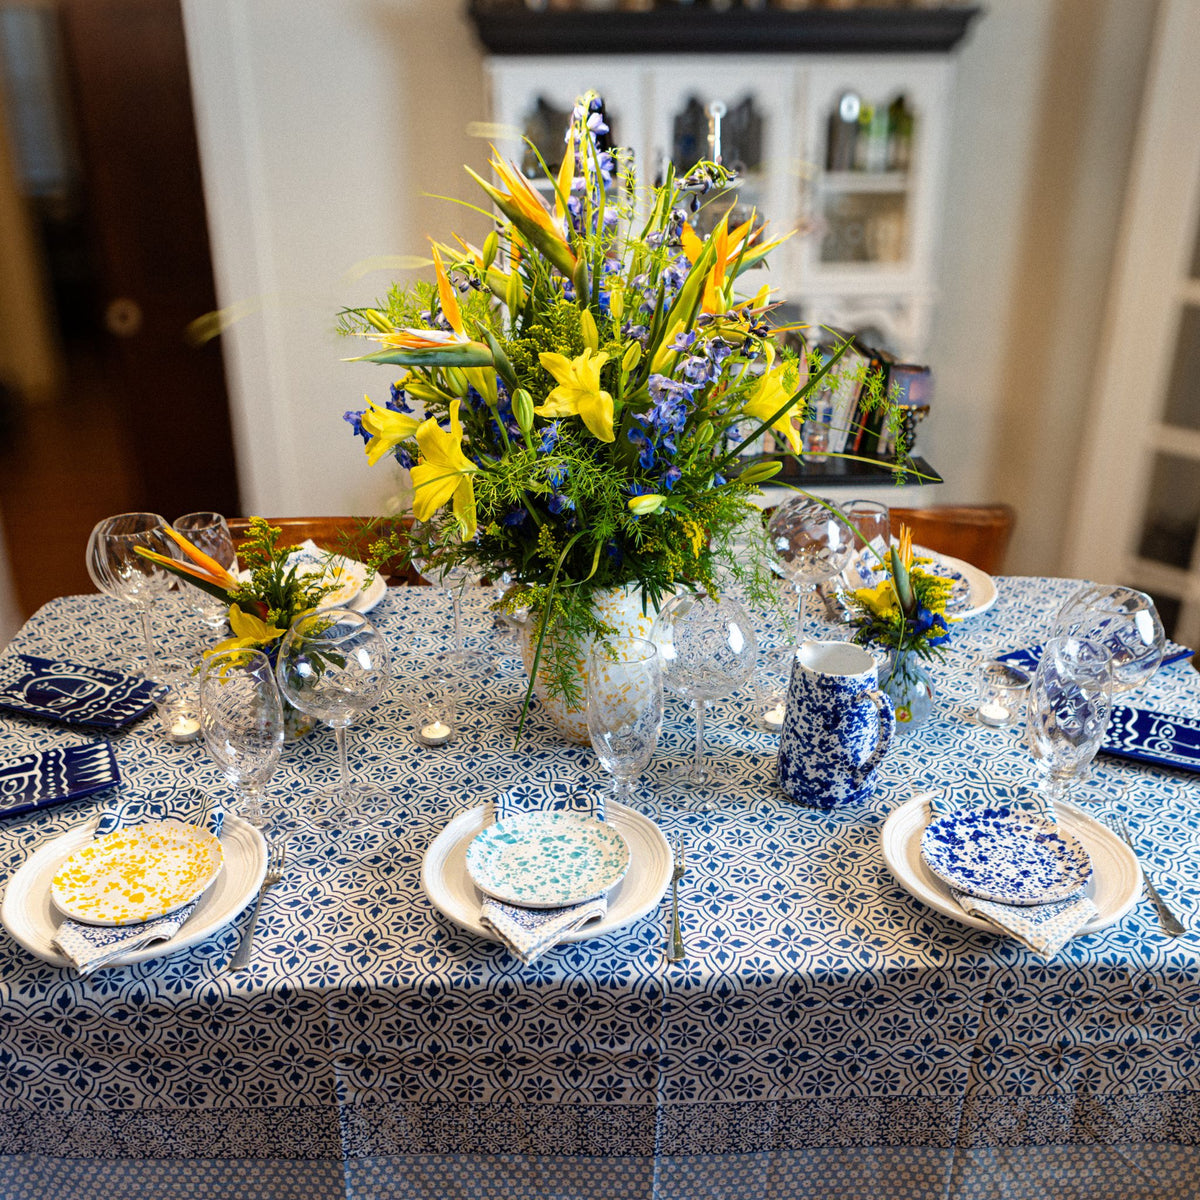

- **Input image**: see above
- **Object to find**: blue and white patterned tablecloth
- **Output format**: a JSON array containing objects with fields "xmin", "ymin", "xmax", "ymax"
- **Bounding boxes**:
[{"xmin": 1, "ymin": 580, "xmax": 1199, "ymax": 1200}]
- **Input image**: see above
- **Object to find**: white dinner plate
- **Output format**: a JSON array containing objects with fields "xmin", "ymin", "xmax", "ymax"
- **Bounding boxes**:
[
  {"xmin": 2, "ymin": 814, "xmax": 267, "ymax": 967},
  {"xmin": 843, "ymin": 546, "xmax": 997, "ymax": 620},
  {"xmin": 930, "ymin": 551, "xmax": 997, "ymax": 620},
  {"xmin": 349, "ymin": 570, "xmax": 386, "ymax": 615},
  {"xmin": 881, "ymin": 794, "xmax": 1141, "ymax": 937},
  {"xmin": 422, "ymin": 801, "xmax": 671, "ymax": 944}
]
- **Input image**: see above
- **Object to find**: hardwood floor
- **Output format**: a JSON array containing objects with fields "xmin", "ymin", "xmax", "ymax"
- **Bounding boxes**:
[{"xmin": 0, "ymin": 350, "xmax": 141, "ymax": 618}]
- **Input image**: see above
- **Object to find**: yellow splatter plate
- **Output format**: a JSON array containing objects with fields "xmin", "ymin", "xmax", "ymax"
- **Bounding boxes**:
[
  {"xmin": 50, "ymin": 820, "xmax": 225, "ymax": 927},
  {"xmin": 302, "ymin": 560, "xmax": 364, "ymax": 607}
]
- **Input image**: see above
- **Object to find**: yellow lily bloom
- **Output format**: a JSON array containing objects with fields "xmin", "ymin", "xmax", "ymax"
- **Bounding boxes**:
[
  {"xmin": 534, "ymin": 350, "xmax": 614, "ymax": 442},
  {"xmin": 410, "ymin": 397, "xmax": 479, "ymax": 538},
  {"xmin": 853, "ymin": 581, "xmax": 900, "ymax": 620},
  {"xmin": 741, "ymin": 366, "xmax": 802, "ymax": 454},
  {"xmin": 204, "ymin": 604, "xmax": 287, "ymax": 661},
  {"xmin": 360, "ymin": 398, "xmax": 421, "ymax": 467}
]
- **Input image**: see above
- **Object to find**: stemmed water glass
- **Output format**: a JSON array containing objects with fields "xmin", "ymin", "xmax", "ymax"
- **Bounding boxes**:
[
  {"xmin": 586, "ymin": 636, "xmax": 663, "ymax": 813},
  {"xmin": 1051, "ymin": 584, "xmax": 1165, "ymax": 693},
  {"xmin": 410, "ymin": 547, "xmax": 494, "ymax": 674},
  {"xmin": 275, "ymin": 608, "xmax": 391, "ymax": 831},
  {"xmin": 86, "ymin": 512, "xmax": 177, "ymax": 679},
  {"xmin": 767, "ymin": 497, "xmax": 854, "ymax": 646},
  {"xmin": 1026, "ymin": 636, "xmax": 1113, "ymax": 807},
  {"xmin": 654, "ymin": 593, "xmax": 757, "ymax": 806},
  {"xmin": 199, "ymin": 648, "xmax": 284, "ymax": 830},
  {"xmin": 174, "ymin": 512, "xmax": 237, "ymax": 631}
]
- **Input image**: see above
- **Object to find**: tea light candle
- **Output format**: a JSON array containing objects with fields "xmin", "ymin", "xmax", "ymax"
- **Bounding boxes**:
[
  {"xmin": 168, "ymin": 715, "xmax": 201, "ymax": 743},
  {"xmin": 417, "ymin": 720, "xmax": 453, "ymax": 747},
  {"xmin": 977, "ymin": 701, "xmax": 1010, "ymax": 727},
  {"xmin": 976, "ymin": 660, "xmax": 1032, "ymax": 728},
  {"xmin": 763, "ymin": 703, "xmax": 786, "ymax": 731}
]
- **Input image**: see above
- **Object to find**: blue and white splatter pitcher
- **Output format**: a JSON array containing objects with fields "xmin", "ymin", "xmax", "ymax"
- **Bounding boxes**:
[{"xmin": 777, "ymin": 641, "xmax": 895, "ymax": 808}]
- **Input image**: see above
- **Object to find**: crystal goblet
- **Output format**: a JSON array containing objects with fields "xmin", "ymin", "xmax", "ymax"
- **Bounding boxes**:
[
  {"xmin": 586, "ymin": 636, "xmax": 663, "ymax": 812},
  {"xmin": 275, "ymin": 608, "xmax": 392, "ymax": 831}
]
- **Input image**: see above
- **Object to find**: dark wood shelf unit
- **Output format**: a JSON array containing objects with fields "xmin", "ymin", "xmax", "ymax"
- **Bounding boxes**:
[
  {"xmin": 746, "ymin": 452, "xmax": 942, "ymax": 488},
  {"xmin": 467, "ymin": 5, "xmax": 980, "ymax": 57}
]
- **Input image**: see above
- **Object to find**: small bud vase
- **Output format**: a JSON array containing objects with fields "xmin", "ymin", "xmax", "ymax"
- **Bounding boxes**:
[{"xmin": 880, "ymin": 649, "xmax": 934, "ymax": 736}]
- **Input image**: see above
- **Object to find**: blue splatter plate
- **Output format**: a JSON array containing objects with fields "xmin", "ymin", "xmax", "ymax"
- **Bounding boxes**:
[{"xmin": 920, "ymin": 805, "xmax": 1093, "ymax": 905}]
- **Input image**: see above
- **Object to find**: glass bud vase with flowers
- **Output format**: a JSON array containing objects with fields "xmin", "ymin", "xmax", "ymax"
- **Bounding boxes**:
[
  {"xmin": 136, "ymin": 517, "xmax": 376, "ymax": 740},
  {"xmin": 846, "ymin": 525, "xmax": 954, "ymax": 736},
  {"xmin": 337, "ymin": 92, "xmax": 906, "ymax": 744}
]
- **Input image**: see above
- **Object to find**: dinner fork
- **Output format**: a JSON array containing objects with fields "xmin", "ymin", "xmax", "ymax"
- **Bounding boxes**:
[
  {"xmin": 226, "ymin": 841, "xmax": 287, "ymax": 972},
  {"xmin": 666, "ymin": 835, "xmax": 686, "ymax": 963},
  {"xmin": 1103, "ymin": 812, "xmax": 1187, "ymax": 937}
]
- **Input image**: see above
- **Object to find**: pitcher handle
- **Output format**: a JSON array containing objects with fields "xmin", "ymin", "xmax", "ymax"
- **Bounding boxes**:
[{"xmin": 850, "ymin": 688, "xmax": 895, "ymax": 782}]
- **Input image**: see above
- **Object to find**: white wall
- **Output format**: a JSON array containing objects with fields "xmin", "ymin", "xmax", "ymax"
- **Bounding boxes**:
[
  {"xmin": 182, "ymin": 0, "xmax": 487, "ymax": 518},
  {"xmin": 184, "ymin": 0, "xmax": 1157, "ymax": 576},
  {"xmin": 926, "ymin": 0, "xmax": 1158, "ymax": 574}
]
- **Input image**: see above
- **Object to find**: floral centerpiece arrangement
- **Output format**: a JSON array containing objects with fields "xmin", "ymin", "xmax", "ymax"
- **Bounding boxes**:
[
  {"xmin": 847, "ymin": 524, "xmax": 953, "ymax": 729},
  {"xmin": 138, "ymin": 518, "xmax": 342, "ymax": 658},
  {"xmin": 339, "ymin": 93, "xmax": 898, "ymax": 739}
]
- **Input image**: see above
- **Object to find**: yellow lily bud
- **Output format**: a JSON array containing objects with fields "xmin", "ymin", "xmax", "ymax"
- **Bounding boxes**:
[
  {"xmin": 650, "ymin": 320, "xmax": 684, "ymax": 373},
  {"xmin": 580, "ymin": 308, "xmax": 599, "ymax": 352},
  {"xmin": 621, "ymin": 341, "xmax": 642, "ymax": 373},
  {"xmin": 481, "ymin": 231, "xmax": 499, "ymax": 270},
  {"xmin": 512, "ymin": 388, "xmax": 535, "ymax": 434},
  {"xmin": 610, "ymin": 289, "xmax": 624, "ymax": 325},
  {"xmin": 505, "ymin": 269, "xmax": 525, "ymax": 314},
  {"xmin": 445, "ymin": 367, "xmax": 469, "ymax": 396},
  {"xmin": 628, "ymin": 494, "xmax": 665, "ymax": 516},
  {"xmin": 364, "ymin": 309, "xmax": 393, "ymax": 333}
]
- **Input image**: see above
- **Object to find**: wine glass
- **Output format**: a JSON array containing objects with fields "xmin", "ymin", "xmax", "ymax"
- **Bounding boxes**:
[
  {"xmin": 827, "ymin": 498, "xmax": 890, "ymax": 620},
  {"xmin": 842, "ymin": 499, "xmax": 890, "ymax": 555},
  {"xmin": 1026, "ymin": 636, "xmax": 1113, "ymax": 807},
  {"xmin": 410, "ymin": 544, "xmax": 494, "ymax": 674},
  {"xmin": 654, "ymin": 593, "xmax": 757, "ymax": 806},
  {"xmin": 86, "ymin": 512, "xmax": 177, "ymax": 678},
  {"xmin": 174, "ymin": 512, "xmax": 237, "ymax": 630},
  {"xmin": 1051, "ymin": 584, "xmax": 1166, "ymax": 693},
  {"xmin": 586, "ymin": 636, "xmax": 663, "ymax": 812},
  {"xmin": 199, "ymin": 648, "xmax": 284, "ymax": 830},
  {"xmin": 766, "ymin": 497, "xmax": 854, "ymax": 646},
  {"xmin": 275, "ymin": 608, "xmax": 391, "ymax": 831}
]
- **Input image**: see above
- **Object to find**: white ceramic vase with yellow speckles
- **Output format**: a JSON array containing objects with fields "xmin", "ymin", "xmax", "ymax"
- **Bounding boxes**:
[{"xmin": 519, "ymin": 584, "xmax": 666, "ymax": 744}]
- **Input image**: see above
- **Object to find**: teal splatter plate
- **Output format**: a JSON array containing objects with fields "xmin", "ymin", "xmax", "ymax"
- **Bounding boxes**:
[{"xmin": 465, "ymin": 812, "xmax": 631, "ymax": 909}]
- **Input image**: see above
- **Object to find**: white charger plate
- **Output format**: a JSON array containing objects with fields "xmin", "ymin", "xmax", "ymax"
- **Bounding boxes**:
[
  {"xmin": 422, "ymin": 801, "xmax": 671, "ymax": 943},
  {"xmin": 882, "ymin": 794, "xmax": 1141, "ymax": 936},
  {"xmin": 2, "ymin": 814, "xmax": 266, "ymax": 967}
]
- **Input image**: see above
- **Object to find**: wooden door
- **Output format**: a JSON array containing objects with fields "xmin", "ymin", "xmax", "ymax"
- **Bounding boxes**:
[{"xmin": 57, "ymin": 0, "xmax": 239, "ymax": 519}]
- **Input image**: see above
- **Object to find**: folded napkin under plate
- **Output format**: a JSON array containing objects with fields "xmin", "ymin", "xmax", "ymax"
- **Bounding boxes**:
[
  {"xmin": 51, "ymin": 792, "xmax": 225, "ymax": 976},
  {"xmin": 0, "ymin": 741, "xmax": 120, "ymax": 819},
  {"xmin": 477, "ymin": 786, "xmax": 610, "ymax": 964},
  {"xmin": 922, "ymin": 791, "xmax": 1098, "ymax": 958}
]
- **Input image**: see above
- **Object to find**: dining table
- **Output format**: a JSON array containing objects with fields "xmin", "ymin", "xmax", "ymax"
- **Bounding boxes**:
[{"xmin": 1, "ymin": 574, "xmax": 1198, "ymax": 1200}]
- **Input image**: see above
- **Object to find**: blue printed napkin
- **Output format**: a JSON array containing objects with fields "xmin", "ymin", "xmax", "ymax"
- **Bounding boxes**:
[
  {"xmin": 926, "ymin": 791, "xmax": 1097, "ymax": 958},
  {"xmin": 478, "ymin": 783, "xmax": 608, "ymax": 964},
  {"xmin": 52, "ymin": 791, "xmax": 225, "ymax": 976},
  {"xmin": 997, "ymin": 640, "xmax": 1193, "ymax": 675}
]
